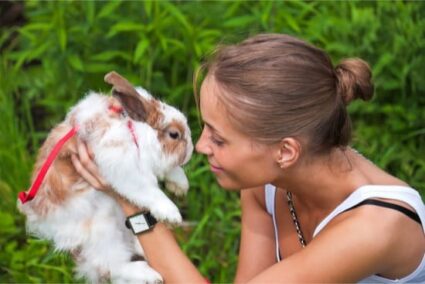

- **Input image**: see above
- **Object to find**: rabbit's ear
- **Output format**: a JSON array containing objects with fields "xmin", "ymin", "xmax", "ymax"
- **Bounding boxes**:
[{"xmin": 104, "ymin": 71, "xmax": 149, "ymax": 122}]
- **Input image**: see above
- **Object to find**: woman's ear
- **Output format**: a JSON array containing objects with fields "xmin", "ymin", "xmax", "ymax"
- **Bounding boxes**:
[{"xmin": 275, "ymin": 137, "xmax": 301, "ymax": 169}]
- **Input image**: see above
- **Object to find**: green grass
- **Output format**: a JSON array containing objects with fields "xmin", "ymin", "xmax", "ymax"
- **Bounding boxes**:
[{"xmin": 0, "ymin": 0, "xmax": 424, "ymax": 282}]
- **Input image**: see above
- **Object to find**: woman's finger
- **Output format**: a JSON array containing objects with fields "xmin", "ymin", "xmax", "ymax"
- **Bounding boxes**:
[
  {"xmin": 71, "ymin": 154, "xmax": 103, "ymax": 189},
  {"xmin": 75, "ymin": 139, "xmax": 111, "ymax": 190},
  {"xmin": 86, "ymin": 141, "xmax": 95, "ymax": 160},
  {"xmin": 76, "ymin": 139, "xmax": 103, "ymax": 179}
]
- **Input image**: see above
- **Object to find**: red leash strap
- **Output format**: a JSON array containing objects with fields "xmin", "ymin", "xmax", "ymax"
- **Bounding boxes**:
[
  {"xmin": 127, "ymin": 120, "xmax": 139, "ymax": 148},
  {"xmin": 109, "ymin": 104, "xmax": 139, "ymax": 148},
  {"xmin": 18, "ymin": 126, "xmax": 78, "ymax": 204}
]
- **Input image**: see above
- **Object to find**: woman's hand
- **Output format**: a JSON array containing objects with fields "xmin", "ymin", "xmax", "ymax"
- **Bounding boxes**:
[{"xmin": 71, "ymin": 138, "xmax": 112, "ymax": 192}]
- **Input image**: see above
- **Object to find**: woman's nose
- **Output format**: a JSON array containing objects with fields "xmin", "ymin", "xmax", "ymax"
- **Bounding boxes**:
[{"xmin": 195, "ymin": 129, "xmax": 211, "ymax": 155}]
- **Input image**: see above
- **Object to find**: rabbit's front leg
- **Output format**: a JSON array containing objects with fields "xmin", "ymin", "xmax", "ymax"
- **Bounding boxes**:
[
  {"xmin": 111, "ymin": 174, "xmax": 183, "ymax": 224},
  {"xmin": 164, "ymin": 166, "xmax": 189, "ymax": 196},
  {"xmin": 133, "ymin": 186, "xmax": 183, "ymax": 224},
  {"xmin": 94, "ymin": 139, "xmax": 182, "ymax": 224}
]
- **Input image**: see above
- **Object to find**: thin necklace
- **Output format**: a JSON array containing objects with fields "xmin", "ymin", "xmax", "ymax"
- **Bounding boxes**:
[{"xmin": 286, "ymin": 191, "xmax": 307, "ymax": 248}]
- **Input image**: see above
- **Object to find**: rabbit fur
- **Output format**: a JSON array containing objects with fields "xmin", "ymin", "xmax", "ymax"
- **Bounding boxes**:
[{"xmin": 17, "ymin": 71, "xmax": 194, "ymax": 283}]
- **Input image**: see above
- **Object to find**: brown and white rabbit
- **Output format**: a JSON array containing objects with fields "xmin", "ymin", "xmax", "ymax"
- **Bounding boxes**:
[{"xmin": 17, "ymin": 71, "xmax": 193, "ymax": 283}]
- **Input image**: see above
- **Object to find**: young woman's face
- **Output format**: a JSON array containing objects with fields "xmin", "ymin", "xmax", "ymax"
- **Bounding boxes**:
[{"xmin": 195, "ymin": 76, "xmax": 280, "ymax": 190}]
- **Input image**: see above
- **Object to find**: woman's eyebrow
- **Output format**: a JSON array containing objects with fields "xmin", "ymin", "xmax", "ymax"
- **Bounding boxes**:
[
  {"xmin": 204, "ymin": 122, "xmax": 217, "ymax": 132},
  {"xmin": 204, "ymin": 121, "xmax": 224, "ymax": 137}
]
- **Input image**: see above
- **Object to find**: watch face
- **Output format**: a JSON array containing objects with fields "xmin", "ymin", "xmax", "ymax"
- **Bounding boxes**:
[{"xmin": 130, "ymin": 215, "xmax": 150, "ymax": 233}]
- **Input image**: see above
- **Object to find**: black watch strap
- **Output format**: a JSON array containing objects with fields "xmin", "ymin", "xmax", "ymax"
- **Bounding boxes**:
[
  {"xmin": 125, "ymin": 212, "xmax": 157, "ymax": 235},
  {"xmin": 145, "ymin": 212, "xmax": 157, "ymax": 226}
]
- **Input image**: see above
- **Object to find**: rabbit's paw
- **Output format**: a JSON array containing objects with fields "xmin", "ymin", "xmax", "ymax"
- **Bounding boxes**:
[
  {"xmin": 150, "ymin": 200, "xmax": 182, "ymax": 224},
  {"xmin": 165, "ymin": 180, "xmax": 188, "ymax": 196},
  {"xmin": 112, "ymin": 261, "xmax": 163, "ymax": 284},
  {"xmin": 164, "ymin": 167, "xmax": 189, "ymax": 196}
]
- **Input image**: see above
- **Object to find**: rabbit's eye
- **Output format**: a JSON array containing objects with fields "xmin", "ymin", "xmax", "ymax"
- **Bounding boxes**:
[{"xmin": 168, "ymin": 130, "xmax": 180, "ymax": 140}]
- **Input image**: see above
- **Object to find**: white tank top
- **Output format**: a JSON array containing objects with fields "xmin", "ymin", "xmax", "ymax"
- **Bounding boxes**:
[{"xmin": 264, "ymin": 184, "xmax": 425, "ymax": 283}]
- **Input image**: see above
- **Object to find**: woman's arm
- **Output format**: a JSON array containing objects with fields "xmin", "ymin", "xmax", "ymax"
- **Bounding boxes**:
[
  {"xmin": 117, "ymin": 200, "xmax": 206, "ymax": 283},
  {"xmin": 72, "ymin": 139, "xmax": 205, "ymax": 283},
  {"xmin": 234, "ymin": 187, "xmax": 277, "ymax": 282},
  {"xmin": 247, "ymin": 203, "xmax": 423, "ymax": 283}
]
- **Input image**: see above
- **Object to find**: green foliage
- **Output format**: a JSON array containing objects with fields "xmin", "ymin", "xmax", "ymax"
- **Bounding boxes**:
[{"xmin": 0, "ymin": 0, "xmax": 424, "ymax": 282}]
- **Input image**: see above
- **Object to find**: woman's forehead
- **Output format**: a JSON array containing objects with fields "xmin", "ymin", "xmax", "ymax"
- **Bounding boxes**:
[
  {"xmin": 199, "ymin": 77, "xmax": 255, "ymax": 141},
  {"xmin": 200, "ymin": 77, "xmax": 232, "ymax": 132},
  {"xmin": 200, "ymin": 77, "xmax": 224, "ymax": 114}
]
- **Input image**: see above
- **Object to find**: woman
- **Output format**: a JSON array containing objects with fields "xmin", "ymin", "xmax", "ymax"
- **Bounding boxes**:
[{"xmin": 72, "ymin": 34, "xmax": 425, "ymax": 282}]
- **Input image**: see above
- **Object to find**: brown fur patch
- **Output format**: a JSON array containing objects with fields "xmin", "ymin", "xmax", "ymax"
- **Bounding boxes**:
[
  {"xmin": 146, "ymin": 99, "xmax": 164, "ymax": 129},
  {"xmin": 83, "ymin": 113, "xmax": 111, "ymax": 137},
  {"xmin": 71, "ymin": 246, "xmax": 83, "ymax": 262},
  {"xmin": 104, "ymin": 71, "xmax": 164, "ymax": 128},
  {"xmin": 28, "ymin": 123, "xmax": 85, "ymax": 216},
  {"xmin": 157, "ymin": 120, "xmax": 187, "ymax": 164},
  {"xmin": 98, "ymin": 269, "xmax": 111, "ymax": 283},
  {"xmin": 69, "ymin": 113, "xmax": 77, "ymax": 128},
  {"xmin": 104, "ymin": 71, "xmax": 141, "ymax": 101}
]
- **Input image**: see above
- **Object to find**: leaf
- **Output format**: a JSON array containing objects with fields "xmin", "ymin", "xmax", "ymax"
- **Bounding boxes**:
[
  {"xmin": 106, "ymin": 22, "xmax": 145, "ymax": 38},
  {"xmin": 162, "ymin": 2, "xmax": 192, "ymax": 34},
  {"xmin": 166, "ymin": 38, "xmax": 186, "ymax": 51},
  {"xmin": 29, "ymin": 42, "xmax": 50, "ymax": 60},
  {"xmin": 285, "ymin": 14, "xmax": 301, "ymax": 33},
  {"xmin": 84, "ymin": 1, "xmax": 95, "ymax": 24},
  {"xmin": 223, "ymin": 15, "xmax": 255, "ymax": 28},
  {"xmin": 98, "ymin": 0, "xmax": 123, "ymax": 19},
  {"xmin": 373, "ymin": 53, "xmax": 394, "ymax": 77},
  {"xmin": 11, "ymin": 50, "xmax": 32, "ymax": 71},
  {"xmin": 19, "ymin": 23, "xmax": 51, "ymax": 33},
  {"xmin": 84, "ymin": 62, "xmax": 117, "ymax": 73},
  {"xmin": 199, "ymin": 29, "xmax": 221, "ymax": 39},
  {"xmin": 0, "ymin": 211, "xmax": 18, "ymax": 234},
  {"xmin": 58, "ymin": 27, "xmax": 67, "ymax": 52},
  {"xmin": 90, "ymin": 50, "xmax": 131, "ymax": 62},
  {"xmin": 133, "ymin": 39, "xmax": 150, "ymax": 63},
  {"xmin": 144, "ymin": 0, "xmax": 153, "ymax": 18},
  {"xmin": 67, "ymin": 54, "xmax": 84, "ymax": 71}
]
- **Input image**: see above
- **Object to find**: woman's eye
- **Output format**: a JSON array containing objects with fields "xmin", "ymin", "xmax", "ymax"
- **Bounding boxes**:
[{"xmin": 210, "ymin": 135, "xmax": 224, "ymax": 146}]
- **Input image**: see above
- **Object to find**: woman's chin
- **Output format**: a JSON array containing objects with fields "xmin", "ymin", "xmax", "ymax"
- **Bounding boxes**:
[
  {"xmin": 215, "ymin": 174, "xmax": 269, "ymax": 191},
  {"xmin": 215, "ymin": 176, "xmax": 241, "ymax": 191}
]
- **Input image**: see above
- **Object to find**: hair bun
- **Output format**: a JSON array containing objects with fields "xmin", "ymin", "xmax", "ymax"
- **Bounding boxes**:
[{"xmin": 335, "ymin": 58, "xmax": 374, "ymax": 104}]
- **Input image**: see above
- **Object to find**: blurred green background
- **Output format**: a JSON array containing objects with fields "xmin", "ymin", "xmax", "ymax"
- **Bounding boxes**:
[{"xmin": 0, "ymin": 0, "xmax": 424, "ymax": 282}]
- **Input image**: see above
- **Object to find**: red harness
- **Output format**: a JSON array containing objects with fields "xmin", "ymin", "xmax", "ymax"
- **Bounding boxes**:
[
  {"xmin": 18, "ymin": 126, "xmax": 78, "ymax": 204},
  {"xmin": 19, "ymin": 105, "xmax": 138, "ymax": 204},
  {"xmin": 109, "ymin": 105, "xmax": 139, "ymax": 147}
]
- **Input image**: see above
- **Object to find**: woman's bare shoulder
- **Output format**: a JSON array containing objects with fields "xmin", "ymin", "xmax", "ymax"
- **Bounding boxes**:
[{"xmin": 319, "ymin": 200, "xmax": 424, "ymax": 279}]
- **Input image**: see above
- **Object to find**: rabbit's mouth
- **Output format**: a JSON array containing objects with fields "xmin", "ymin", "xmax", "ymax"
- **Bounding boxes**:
[{"xmin": 182, "ymin": 142, "xmax": 194, "ymax": 165}]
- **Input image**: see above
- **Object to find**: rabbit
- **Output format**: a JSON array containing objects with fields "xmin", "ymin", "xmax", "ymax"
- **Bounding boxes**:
[{"xmin": 17, "ymin": 71, "xmax": 194, "ymax": 283}]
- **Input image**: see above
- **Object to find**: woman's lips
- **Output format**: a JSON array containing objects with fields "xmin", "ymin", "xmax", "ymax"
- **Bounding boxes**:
[{"xmin": 209, "ymin": 163, "xmax": 223, "ymax": 173}]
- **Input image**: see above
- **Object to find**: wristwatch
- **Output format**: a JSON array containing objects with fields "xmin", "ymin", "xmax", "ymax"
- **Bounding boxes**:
[{"xmin": 125, "ymin": 212, "xmax": 157, "ymax": 235}]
